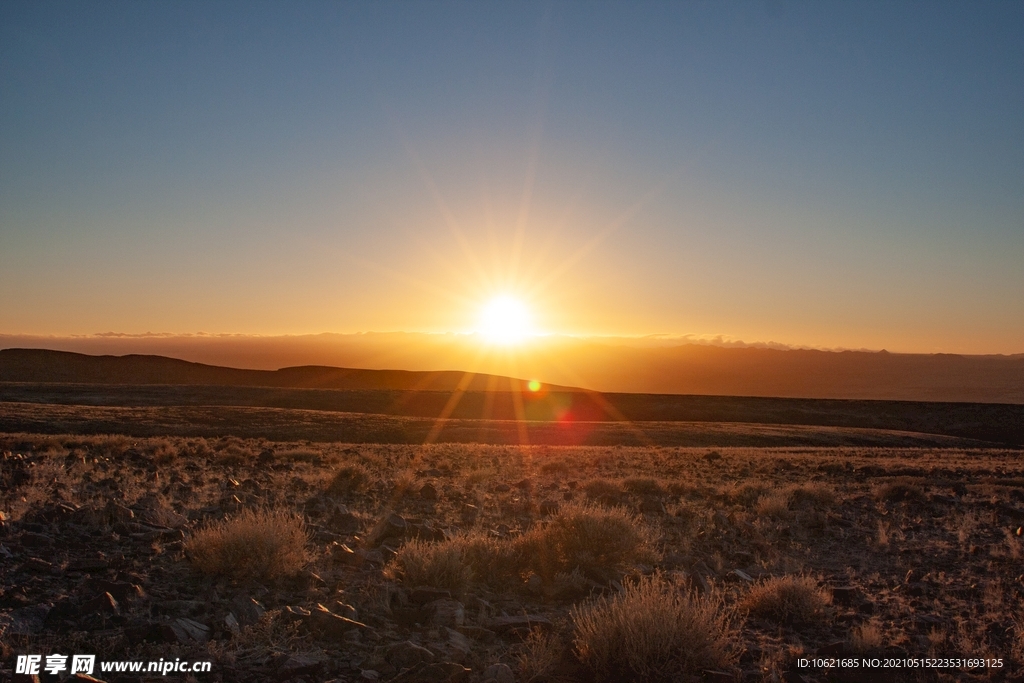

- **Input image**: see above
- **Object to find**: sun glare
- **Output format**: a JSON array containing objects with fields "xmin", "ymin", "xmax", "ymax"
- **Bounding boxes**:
[{"xmin": 478, "ymin": 295, "xmax": 533, "ymax": 344}]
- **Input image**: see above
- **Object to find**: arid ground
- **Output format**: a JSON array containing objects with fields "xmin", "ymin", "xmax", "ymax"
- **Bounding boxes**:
[{"xmin": 2, "ymin": 430, "xmax": 1023, "ymax": 683}]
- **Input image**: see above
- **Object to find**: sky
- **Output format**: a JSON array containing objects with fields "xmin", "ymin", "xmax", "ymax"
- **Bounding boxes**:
[{"xmin": 2, "ymin": 1, "xmax": 1023, "ymax": 355}]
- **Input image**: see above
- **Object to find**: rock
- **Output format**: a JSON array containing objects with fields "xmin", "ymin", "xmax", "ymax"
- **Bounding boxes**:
[
  {"xmin": 407, "ymin": 662, "xmax": 470, "ymax": 682},
  {"xmin": 277, "ymin": 654, "xmax": 323, "ymax": 679},
  {"xmin": 258, "ymin": 448, "xmax": 275, "ymax": 464},
  {"xmin": 483, "ymin": 663, "xmax": 516, "ymax": 683},
  {"xmin": 443, "ymin": 627, "xmax": 473, "ymax": 662},
  {"xmin": 327, "ymin": 508, "xmax": 361, "ymax": 534},
  {"xmin": 526, "ymin": 574, "xmax": 544, "ymax": 595},
  {"xmin": 831, "ymin": 586, "xmax": 859, "ymax": 606},
  {"xmin": 426, "ymin": 599, "xmax": 465, "ymax": 628},
  {"xmin": 377, "ymin": 513, "xmax": 408, "ymax": 543},
  {"xmin": 1, "ymin": 603, "xmax": 50, "ymax": 635},
  {"xmin": 84, "ymin": 579, "xmax": 143, "ymax": 602},
  {"xmin": 732, "ymin": 569, "xmax": 753, "ymax": 582},
  {"xmin": 80, "ymin": 592, "xmax": 120, "ymax": 615},
  {"xmin": 67, "ymin": 558, "xmax": 111, "ymax": 573},
  {"xmin": 331, "ymin": 542, "xmax": 361, "ymax": 565},
  {"xmin": 420, "ymin": 483, "xmax": 438, "ymax": 500},
  {"xmin": 410, "ymin": 586, "xmax": 453, "ymax": 605},
  {"xmin": 487, "ymin": 614, "xmax": 552, "ymax": 633},
  {"xmin": 21, "ymin": 557, "xmax": 54, "ymax": 573},
  {"xmin": 384, "ymin": 640, "xmax": 435, "ymax": 670},
  {"xmin": 460, "ymin": 504, "xmax": 479, "ymax": 523},
  {"xmin": 162, "ymin": 617, "xmax": 211, "ymax": 644},
  {"xmin": 19, "ymin": 531, "xmax": 54, "ymax": 548},
  {"xmin": 230, "ymin": 596, "xmax": 266, "ymax": 627},
  {"xmin": 307, "ymin": 603, "xmax": 369, "ymax": 639},
  {"xmin": 493, "ymin": 483, "xmax": 511, "ymax": 493},
  {"xmin": 224, "ymin": 612, "xmax": 241, "ymax": 635}
]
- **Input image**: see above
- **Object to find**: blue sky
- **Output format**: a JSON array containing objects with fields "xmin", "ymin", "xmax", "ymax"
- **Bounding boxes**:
[{"xmin": 1, "ymin": 1, "xmax": 1022, "ymax": 353}]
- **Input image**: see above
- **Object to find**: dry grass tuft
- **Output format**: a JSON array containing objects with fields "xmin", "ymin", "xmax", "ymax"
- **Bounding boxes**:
[
  {"xmin": 326, "ymin": 464, "xmax": 370, "ymax": 495},
  {"xmin": 874, "ymin": 478, "xmax": 927, "ymax": 503},
  {"xmin": 850, "ymin": 619, "xmax": 884, "ymax": 652},
  {"xmin": 741, "ymin": 575, "xmax": 831, "ymax": 625},
  {"xmin": 572, "ymin": 573, "xmax": 736, "ymax": 682},
  {"xmin": 521, "ymin": 502, "xmax": 659, "ymax": 579},
  {"xmin": 385, "ymin": 537, "xmax": 474, "ymax": 593},
  {"xmin": 622, "ymin": 477, "xmax": 666, "ymax": 496},
  {"xmin": 386, "ymin": 532, "xmax": 520, "ymax": 593},
  {"xmin": 185, "ymin": 508, "xmax": 310, "ymax": 580},
  {"xmin": 387, "ymin": 503, "xmax": 656, "ymax": 591}
]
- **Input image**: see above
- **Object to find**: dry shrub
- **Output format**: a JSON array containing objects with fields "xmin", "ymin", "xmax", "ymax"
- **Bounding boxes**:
[
  {"xmin": 185, "ymin": 508, "xmax": 310, "ymax": 580},
  {"xmin": 754, "ymin": 490, "xmax": 791, "ymax": 518},
  {"xmin": 521, "ymin": 502, "xmax": 659, "ymax": 579},
  {"xmin": 742, "ymin": 575, "xmax": 831, "ymax": 625},
  {"xmin": 326, "ymin": 464, "xmax": 370, "ymax": 495},
  {"xmin": 572, "ymin": 573, "xmax": 736, "ymax": 682},
  {"xmin": 850, "ymin": 619, "xmax": 884, "ymax": 652},
  {"xmin": 874, "ymin": 478, "xmax": 927, "ymax": 503},
  {"xmin": 516, "ymin": 627, "xmax": 564, "ymax": 682},
  {"xmin": 386, "ymin": 532, "xmax": 519, "ymax": 593},
  {"xmin": 277, "ymin": 449, "xmax": 321, "ymax": 463},
  {"xmin": 584, "ymin": 479, "xmax": 624, "ymax": 502},
  {"xmin": 622, "ymin": 477, "xmax": 665, "ymax": 496},
  {"xmin": 788, "ymin": 483, "xmax": 835, "ymax": 510},
  {"xmin": 385, "ymin": 537, "xmax": 474, "ymax": 593},
  {"xmin": 387, "ymin": 503, "xmax": 656, "ymax": 591},
  {"xmin": 729, "ymin": 482, "xmax": 769, "ymax": 506}
]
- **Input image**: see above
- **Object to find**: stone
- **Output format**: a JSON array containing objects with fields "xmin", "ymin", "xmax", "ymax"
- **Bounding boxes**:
[
  {"xmin": 426, "ymin": 599, "xmax": 465, "ymax": 628},
  {"xmin": 1, "ymin": 603, "xmax": 50, "ymax": 635},
  {"xmin": 307, "ymin": 604, "xmax": 369, "ymax": 639},
  {"xmin": 277, "ymin": 654, "xmax": 323, "ymax": 679},
  {"xmin": 831, "ymin": 586, "xmax": 859, "ymax": 606},
  {"xmin": 483, "ymin": 663, "xmax": 516, "ymax": 683},
  {"xmin": 419, "ymin": 483, "xmax": 438, "ymax": 500},
  {"xmin": 377, "ymin": 513, "xmax": 408, "ymax": 543},
  {"xmin": 384, "ymin": 640, "xmax": 435, "ymax": 670},
  {"xmin": 407, "ymin": 662, "xmax": 470, "ymax": 682},
  {"xmin": 230, "ymin": 596, "xmax": 267, "ymax": 627},
  {"xmin": 81, "ymin": 592, "xmax": 120, "ymax": 615},
  {"xmin": 486, "ymin": 614, "xmax": 552, "ymax": 633},
  {"xmin": 443, "ymin": 628, "xmax": 473, "ymax": 662},
  {"xmin": 327, "ymin": 509, "xmax": 361, "ymax": 534},
  {"xmin": 410, "ymin": 586, "xmax": 452, "ymax": 605},
  {"xmin": 19, "ymin": 531, "xmax": 54, "ymax": 548},
  {"xmin": 67, "ymin": 558, "xmax": 111, "ymax": 573},
  {"xmin": 162, "ymin": 617, "xmax": 211, "ymax": 644}
]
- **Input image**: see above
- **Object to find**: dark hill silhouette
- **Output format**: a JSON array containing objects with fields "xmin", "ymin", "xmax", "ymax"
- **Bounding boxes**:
[
  {"xmin": 0, "ymin": 348, "xmax": 569, "ymax": 392},
  {"xmin": 2, "ymin": 348, "xmax": 1024, "ymax": 445}
]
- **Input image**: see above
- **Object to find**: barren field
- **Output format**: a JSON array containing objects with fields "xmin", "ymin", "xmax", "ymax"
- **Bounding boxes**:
[{"xmin": 2, "ymin": 433, "xmax": 1023, "ymax": 682}]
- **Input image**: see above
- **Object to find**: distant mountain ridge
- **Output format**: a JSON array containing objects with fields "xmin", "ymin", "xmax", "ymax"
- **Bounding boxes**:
[
  {"xmin": 2, "ymin": 344, "xmax": 1024, "ymax": 403},
  {"xmin": 0, "ymin": 348, "xmax": 565, "ymax": 392}
]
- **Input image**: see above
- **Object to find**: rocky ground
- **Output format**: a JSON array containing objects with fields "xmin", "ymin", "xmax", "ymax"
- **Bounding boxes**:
[{"xmin": 1, "ymin": 434, "xmax": 1023, "ymax": 683}]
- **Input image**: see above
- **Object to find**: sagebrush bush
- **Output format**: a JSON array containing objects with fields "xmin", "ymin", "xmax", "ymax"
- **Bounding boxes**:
[
  {"xmin": 185, "ymin": 508, "xmax": 310, "ymax": 580},
  {"xmin": 742, "ymin": 575, "xmax": 831, "ymax": 625},
  {"xmin": 572, "ymin": 574, "xmax": 736, "ymax": 682}
]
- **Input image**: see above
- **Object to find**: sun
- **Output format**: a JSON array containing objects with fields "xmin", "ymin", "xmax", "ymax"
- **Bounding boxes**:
[{"xmin": 477, "ymin": 295, "xmax": 533, "ymax": 344}]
